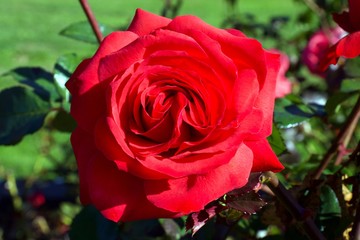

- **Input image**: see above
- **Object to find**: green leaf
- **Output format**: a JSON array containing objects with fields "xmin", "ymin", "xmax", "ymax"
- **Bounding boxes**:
[
  {"xmin": 51, "ymin": 110, "xmax": 77, "ymax": 132},
  {"xmin": 54, "ymin": 54, "xmax": 82, "ymax": 89},
  {"xmin": 69, "ymin": 205, "xmax": 120, "ymax": 240},
  {"xmin": 59, "ymin": 21, "xmax": 116, "ymax": 44},
  {"xmin": 268, "ymin": 124, "xmax": 287, "ymax": 155},
  {"xmin": 325, "ymin": 91, "xmax": 356, "ymax": 116},
  {"xmin": 343, "ymin": 57, "xmax": 360, "ymax": 77},
  {"xmin": 1, "ymin": 67, "xmax": 62, "ymax": 104},
  {"xmin": 121, "ymin": 219, "xmax": 165, "ymax": 239},
  {"xmin": 274, "ymin": 96, "xmax": 322, "ymax": 128},
  {"xmin": 319, "ymin": 185, "xmax": 341, "ymax": 220},
  {"xmin": 340, "ymin": 78, "xmax": 360, "ymax": 93},
  {"xmin": 0, "ymin": 86, "xmax": 51, "ymax": 145}
]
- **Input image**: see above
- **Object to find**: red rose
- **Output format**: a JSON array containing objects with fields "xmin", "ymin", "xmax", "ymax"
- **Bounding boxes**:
[
  {"xmin": 66, "ymin": 9, "xmax": 283, "ymax": 222},
  {"xmin": 320, "ymin": 0, "xmax": 360, "ymax": 70}
]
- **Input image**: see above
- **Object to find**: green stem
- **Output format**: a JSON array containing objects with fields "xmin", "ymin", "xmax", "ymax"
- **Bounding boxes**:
[
  {"xmin": 264, "ymin": 172, "xmax": 326, "ymax": 240},
  {"xmin": 79, "ymin": 0, "xmax": 103, "ymax": 43}
]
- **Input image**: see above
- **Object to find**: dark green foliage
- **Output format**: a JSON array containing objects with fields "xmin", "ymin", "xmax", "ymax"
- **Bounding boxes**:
[
  {"xmin": 0, "ymin": 86, "xmax": 50, "ymax": 145},
  {"xmin": 69, "ymin": 205, "xmax": 120, "ymax": 240}
]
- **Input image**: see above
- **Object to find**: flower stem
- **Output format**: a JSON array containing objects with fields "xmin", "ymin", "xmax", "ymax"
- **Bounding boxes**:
[
  {"xmin": 264, "ymin": 171, "xmax": 326, "ymax": 240},
  {"xmin": 79, "ymin": 0, "xmax": 103, "ymax": 43},
  {"xmin": 312, "ymin": 94, "xmax": 360, "ymax": 180}
]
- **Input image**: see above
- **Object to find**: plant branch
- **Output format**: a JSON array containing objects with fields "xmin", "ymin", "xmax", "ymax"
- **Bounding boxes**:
[
  {"xmin": 264, "ymin": 171, "xmax": 326, "ymax": 240},
  {"xmin": 79, "ymin": 0, "xmax": 103, "ymax": 43},
  {"xmin": 312, "ymin": 94, "xmax": 360, "ymax": 180},
  {"xmin": 333, "ymin": 141, "xmax": 360, "ymax": 174}
]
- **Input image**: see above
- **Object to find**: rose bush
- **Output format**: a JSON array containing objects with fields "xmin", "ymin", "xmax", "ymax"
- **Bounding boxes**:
[{"xmin": 66, "ymin": 9, "xmax": 284, "ymax": 222}]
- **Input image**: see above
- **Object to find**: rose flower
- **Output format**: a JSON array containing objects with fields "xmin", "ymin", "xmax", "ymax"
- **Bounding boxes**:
[{"xmin": 66, "ymin": 9, "xmax": 284, "ymax": 222}]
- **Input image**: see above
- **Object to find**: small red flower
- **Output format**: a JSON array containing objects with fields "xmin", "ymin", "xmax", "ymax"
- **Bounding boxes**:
[{"xmin": 302, "ymin": 28, "xmax": 344, "ymax": 76}]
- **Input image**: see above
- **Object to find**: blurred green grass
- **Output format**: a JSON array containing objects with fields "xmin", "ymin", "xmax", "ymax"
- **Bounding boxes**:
[
  {"xmin": 0, "ymin": 0, "xmax": 301, "ymax": 177},
  {"xmin": 0, "ymin": 0, "xmax": 300, "ymax": 74}
]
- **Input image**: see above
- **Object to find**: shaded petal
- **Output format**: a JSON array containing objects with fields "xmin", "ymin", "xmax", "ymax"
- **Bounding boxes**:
[
  {"xmin": 243, "ymin": 51, "xmax": 280, "ymax": 140},
  {"xmin": 348, "ymin": 0, "xmax": 360, "ymax": 30},
  {"xmin": 139, "ymin": 146, "xmax": 238, "ymax": 178},
  {"xmin": 71, "ymin": 128, "xmax": 176, "ymax": 222},
  {"xmin": 333, "ymin": 12, "xmax": 354, "ymax": 33},
  {"xmin": 245, "ymin": 139, "xmax": 284, "ymax": 172},
  {"xmin": 87, "ymin": 152, "xmax": 176, "ymax": 222},
  {"xmin": 68, "ymin": 78, "xmax": 109, "ymax": 133},
  {"xmin": 71, "ymin": 128, "xmax": 93, "ymax": 205},
  {"xmin": 318, "ymin": 44, "xmax": 339, "ymax": 71},
  {"xmin": 144, "ymin": 143, "xmax": 253, "ymax": 214},
  {"xmin": 128, "ymin": 8, "xmax": 171, "ymax": 36},
  {"xmin": 333, "ymin": 0, "xmax": 360, "ymax": 33}
]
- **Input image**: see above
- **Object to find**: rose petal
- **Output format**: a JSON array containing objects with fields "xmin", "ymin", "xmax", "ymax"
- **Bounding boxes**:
[
  {"xmin": 319, "ymin": 32, "xmax": 360, "ymax": 70},
  {"xmin": 72, "ymin": 127, "xmax": 177, "ymax": 222},
  {"xmin": 348, "ymin": 0, "xmax": 360, "ymax": 31},
  {"xmin": 71, "ymin": 128, "xmax": 93, "ymax": 205},
  {"xmin": 138, "ymin": 145, "xmax": 238, "ymax": 178},
  {"xmin": 226, "ymin": 28, "xmax": 247, "ymax": 37},
  {"xmin": 144, "ymin": 143, "xmax": 253, "ymax": 214},
  {"xmin": 166, "ymin": 16, "xmax": 267, "ymax": 86},
  {"xmin": 66, "ymin": 31, "xmax": 138, "ymax": 132},
  {"xmin": 245, "ymin": 139, "xmax": 284, "ymax": 172},
  {"xmin": 70, "ymin": 31, "xmax": 139, "ymax": 94},
  {"xmin": 87, "ymin": 151, "xmax": 176, "ymax": 222},
  {"xmin": 68, "ymin": 79, "xmax": 110, "ymax": 133},
  {"xmin": 127, "ymin": 9, "xmax": 171, "ymax": 36},
  {"xmin": 243, "ymin": 51, "xmax": 279, "ymax": 140},
  {"xmin": 225, "ymin": 69, "xmax": 259, "ymax": 123},
  {"xmin": 335, "ymin": 32, "xmax": 360, "ymax": 58},
  {"xmin": 99, "ymin": 29, "xmax": 207, "ymax": 81},
  {"xmin": 94, "ymin": 116, "xmax": 171, "ymax": 180}
]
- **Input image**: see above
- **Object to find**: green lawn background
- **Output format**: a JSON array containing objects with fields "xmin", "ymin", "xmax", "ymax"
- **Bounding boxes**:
[
  {"xmin": 0, "ymin": 0, "xmax": 300, "ymax": 74},
  {"xmin": 0, "ymin": 0, "xmax": 301, "ymax": 177}
]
